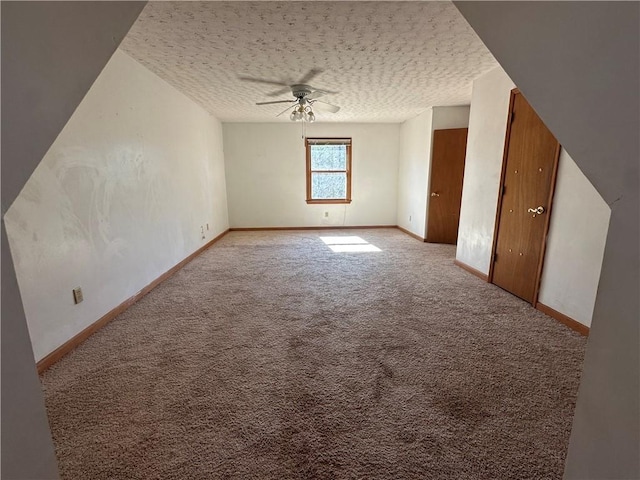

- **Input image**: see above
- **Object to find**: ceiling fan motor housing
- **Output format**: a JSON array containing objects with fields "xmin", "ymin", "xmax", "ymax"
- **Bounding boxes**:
[{"xmin": 291, "ymin": 84, "xmax": 313, "ymax": 99}]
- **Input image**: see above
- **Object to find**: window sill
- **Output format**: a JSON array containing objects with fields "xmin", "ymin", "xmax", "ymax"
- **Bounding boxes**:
[{"xmin": 306, "ymin": 199, "xmax": 352, "ymax": 205}]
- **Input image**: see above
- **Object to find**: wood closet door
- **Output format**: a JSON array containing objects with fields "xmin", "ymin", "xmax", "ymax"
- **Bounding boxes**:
[
  {"xmin": 491, "ymin": 91, "xmax": 560, "ymax": 304},
  {"xmin": 426, "ymin": 128, "xmax": 468, "ymax": 244}
]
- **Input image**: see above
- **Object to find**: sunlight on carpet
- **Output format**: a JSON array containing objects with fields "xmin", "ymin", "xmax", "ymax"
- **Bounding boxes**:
[{"xmin": 320, "ymin": 235, "xmax": 382, "ymax": 252}]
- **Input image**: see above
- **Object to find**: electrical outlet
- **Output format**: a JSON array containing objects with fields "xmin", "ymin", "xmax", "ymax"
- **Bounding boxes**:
[
  {"xmin": 72, "ymin": 287, "xmax": 83, "ymax": 304},
  {"xmin": 324, "ymin": 211, "xmax": 329, "ymax": 218}
]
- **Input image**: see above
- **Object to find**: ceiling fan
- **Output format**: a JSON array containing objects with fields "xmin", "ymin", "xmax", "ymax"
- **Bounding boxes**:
[{"xmin": 239, "ymin": 69, "xmax": 340, "ymax": 122}]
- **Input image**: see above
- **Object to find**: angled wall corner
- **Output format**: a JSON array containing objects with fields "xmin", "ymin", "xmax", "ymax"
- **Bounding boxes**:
[
  {"xmin": 454, "ymin": 2, "xmax": 639, "ymax": 478},
  {"xmin": 1, "ymin": 2, "xmax": 147, "ymax": 478},
  {"xmin": 396, "ymin": 106, "xmax": 470, "ymax": 240},
  {"xmin": 396, "ymin": 108, "xmax": 434, "ymax": 238}
]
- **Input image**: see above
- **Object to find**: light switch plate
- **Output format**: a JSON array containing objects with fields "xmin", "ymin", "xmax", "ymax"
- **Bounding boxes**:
[{"xmin": 73, "ymin": 287, "xmax": 83, "ymax": 304}]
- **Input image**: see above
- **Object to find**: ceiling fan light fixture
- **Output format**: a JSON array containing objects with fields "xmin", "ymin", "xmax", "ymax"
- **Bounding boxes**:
[
  {"xmin": 289, "ymin": 103, "xmax": 315, "ymax": 122},
  {"xmin": 249, "ymin": 76, "xmax": 340, "ymax": 121}
]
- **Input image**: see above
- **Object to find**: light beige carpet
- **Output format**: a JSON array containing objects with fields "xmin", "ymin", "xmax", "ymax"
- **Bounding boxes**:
[{"xmin": 41, "ymin": 229, "xmax": 586, "ymax": 479}]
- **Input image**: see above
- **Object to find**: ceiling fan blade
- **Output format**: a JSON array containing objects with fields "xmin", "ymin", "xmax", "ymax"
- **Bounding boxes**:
[
  {"xmin": 276, "ymin": 104, "xmax": 297, "ymax": 118},
  {"xmin": 298, "ymin": 68, "xmax": 323, "ymax": 85},
  {"xmin": 266, "ymin": 87, "xmax": 293, "ymax": 97},
  {"xmin": 308, "ymin": 85, "xmax": 339, "ymax": 95},
  {"xmin": 256, "ymin": 100, "xmax": 295, "ymax": 106},
  {"xmin": 306, "ymin": 90, "xmax": 327, "ymax": 101},
  {"xmin": 313, "ymin": 101, "xmax": 340, "ymax": 114},
  {"xmin": 238, "ymin": 75, "xmax": 290, "ymax": 87}
]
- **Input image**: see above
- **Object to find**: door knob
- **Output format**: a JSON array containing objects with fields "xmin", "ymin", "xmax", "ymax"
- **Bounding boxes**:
[
  {"xmin": 527, "ymin": 206, "xmax": 545, "ymax": 216},
  {"xmin": 431, "ymin": 192, "xmax": 440, "ymax": 197}
]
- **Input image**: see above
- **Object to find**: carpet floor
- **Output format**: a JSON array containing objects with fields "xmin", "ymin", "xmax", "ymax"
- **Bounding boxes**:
[{"xmin": 41, "ymin": 229, "xmax": 586, "ymax": 479}]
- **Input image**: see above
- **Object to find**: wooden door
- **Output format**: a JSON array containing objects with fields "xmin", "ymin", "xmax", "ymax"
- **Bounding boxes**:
[
  {"xmin": 491, "ymin": 90, "xmax": 560, "ymax": 304},
  {"xmin": 426, "ymin": 128, "xmax": 468, "ymax": 244}
]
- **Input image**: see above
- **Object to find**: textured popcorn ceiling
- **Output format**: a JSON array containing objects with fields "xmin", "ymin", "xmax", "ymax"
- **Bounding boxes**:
[{"xmin": 121, "ymin": 1, "xmax": 498, "ymax": 123}]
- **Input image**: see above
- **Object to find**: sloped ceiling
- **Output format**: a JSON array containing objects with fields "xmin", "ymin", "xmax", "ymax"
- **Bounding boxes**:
[{"xmin": 121, "ymin": 1, "xmax": 498, "ymax": 123}]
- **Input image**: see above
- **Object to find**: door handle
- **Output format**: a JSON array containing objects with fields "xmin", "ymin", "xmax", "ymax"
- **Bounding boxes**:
[
  {"xmin": 431, "ymin": 192, "xmax": 440, "ymax": 197},
  {"xmin": 527, "ymin": 206, "xmax": 545, "ymax": 216}
]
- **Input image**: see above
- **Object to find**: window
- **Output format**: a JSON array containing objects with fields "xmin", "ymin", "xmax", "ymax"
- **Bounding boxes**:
[{"xmin": 305, "ymin": 138, "xmax": 352, "ymax": 204}]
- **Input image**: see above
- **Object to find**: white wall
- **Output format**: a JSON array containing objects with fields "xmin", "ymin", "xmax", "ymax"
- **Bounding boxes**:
[
  {"xmin": 5, "ymin": 50, "xmax": 229, "ymax": 362},
  {"xmin": 456, "ymin": 65, "xmax": 610, "ymax": 327},
  {"xmin": 396, "ymin": 106, "xmax": 470, "ymax": 239},
  {"xmin": 396, "ymin": 110, "xmax": 433, "ymax": 237},
  {"xmin": 431, "ymin": 106, "xmax": 471, "ymax": 130},
  {"xmin": 537, "ymin": 150, "xmax": 610, "ymax": 327},
  {"xmin": 456, "ymin": 67, "xmax": 515, "ymax": 272},
  {"xmin": 223, "ymin": 122, "xmax": 399, "ymax": 228}
]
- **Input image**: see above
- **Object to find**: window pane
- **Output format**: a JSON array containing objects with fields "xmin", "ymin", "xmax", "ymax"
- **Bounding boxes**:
[
  {"xmin": 310, "ymin": 145, "xmax": 347, "ymax": 171},
  {"xmin": 311, "ymin": 172, "xmax": 347, "ymax": 199}
]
